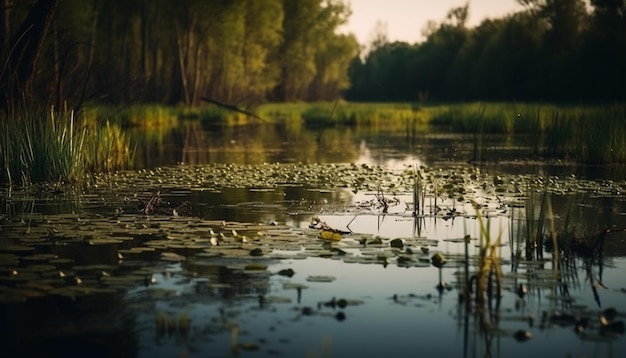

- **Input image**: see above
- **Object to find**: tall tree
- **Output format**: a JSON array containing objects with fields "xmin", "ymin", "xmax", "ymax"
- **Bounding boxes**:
[
  {"xmin": 276, "ymin": 0, "xmax": 354, "ymax": 101},
  {"xmin": 1, "ymin": 0, "xmax": 57, "ymax": 110}
]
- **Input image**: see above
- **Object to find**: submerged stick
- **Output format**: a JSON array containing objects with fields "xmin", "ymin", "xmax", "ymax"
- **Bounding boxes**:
[
  {"xmin": 200, "ymin": 96, "xmax": 265, "ymax": 122},
  {"xmin": 316, "ymin": 100, "xmax": 339, "ymax": 143}
]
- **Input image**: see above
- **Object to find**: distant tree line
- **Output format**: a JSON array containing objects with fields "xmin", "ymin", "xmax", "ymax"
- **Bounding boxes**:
[
  {"xmin": 0, "ymin": 0, "xmax": 359, "ymax": 110},
  {"xmin": 347, "ymin": 0, "xmax": 626, "ymax": 102},
  {"xmin": 3, "ymin": 0, "xmax": 625, "ymax": 111}
]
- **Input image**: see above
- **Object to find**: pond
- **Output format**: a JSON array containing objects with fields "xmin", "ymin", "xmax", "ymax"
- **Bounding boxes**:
[{"xmin": 2, "ymin": 120, "xmax": 626, "ymax": 357}]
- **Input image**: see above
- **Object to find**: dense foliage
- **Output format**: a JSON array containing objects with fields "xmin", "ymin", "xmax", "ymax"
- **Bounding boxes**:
[
  {"xmin": 0, "ymin": 0, "xmax": 359, "ymax": 109},
  {"xmin": 347, "ymin": 0, "xmax": 626, "ymax": 102},
  {"xmin": 2, "ymin": 0, "xmax": 626, "ymax": 109}
]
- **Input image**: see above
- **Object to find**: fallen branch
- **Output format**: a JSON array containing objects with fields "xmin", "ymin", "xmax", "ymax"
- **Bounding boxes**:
[{"xmin": 200, "ymin": 96, "xmax": 265, "ymax": 122}]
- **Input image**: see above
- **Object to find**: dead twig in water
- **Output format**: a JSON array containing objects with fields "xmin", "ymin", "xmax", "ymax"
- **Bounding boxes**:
[
  {"xmin": 200, "ymin": 96, "xmax": 265, "ymax": 122},
  {"xmin": 316, "ymin": 100, "xmax": 339, "ymax": 143}
]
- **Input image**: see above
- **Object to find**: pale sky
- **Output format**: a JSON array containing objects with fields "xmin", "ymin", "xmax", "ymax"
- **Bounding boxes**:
[{"xmin": 343, "ymin": 0, "xmax": 525, "ymax": 45}]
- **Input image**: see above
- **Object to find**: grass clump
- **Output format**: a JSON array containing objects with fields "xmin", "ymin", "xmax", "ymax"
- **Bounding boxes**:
[
  {"xmin": 0, "ymin": 107, "xmax": 132, "ymax": 185},
  {"xmin": 118, "ymin": 105, "xmax": 179, "ymax": 128},
  {"xmin": 430, "ymin": 102, "xmax": 626, "ymax": 163}
]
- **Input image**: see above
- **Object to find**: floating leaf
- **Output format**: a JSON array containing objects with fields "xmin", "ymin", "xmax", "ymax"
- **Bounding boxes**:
[
  {"xmin": 160, "ymin": 252, "xmax": 186, "ymax": 262},
  {"xmin": 283, "ymin": 283, "xmax": 308, "ymax": 290},
  {"xmin": 319, "ymin": 231, "xmax": 342, "ymax": 241},
  {"xmin": 89, "ymin": 238, "xmax": 124, "ymax": 245},
  {"xmin": 2, "ymin": 245, "xmax": 36, "ymax": 253},
  {"xmin": 431, "ymin": 253, "xmax": 446, "ymax": 268},
  {"xmin": 306, "ymin": 275, "xmax": 336, "ymax": 282}
]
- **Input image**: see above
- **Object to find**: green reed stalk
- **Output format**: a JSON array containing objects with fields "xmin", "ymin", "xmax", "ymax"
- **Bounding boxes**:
[
  {"xmin": 413, "ymin": 166, "xmax": 425, "ymax": 216},
  {"xmin": 472, "ymin": 201, "xmax": 503, "ymax": 305},
  {"xmin": 1, "ymin": 107, "xmax": 132, "ymax": 185}
]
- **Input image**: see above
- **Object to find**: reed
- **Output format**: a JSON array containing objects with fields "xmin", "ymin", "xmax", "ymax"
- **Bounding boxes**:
[
  {"xmin": 0, "ymin": 107, "xmax": 132, "ymax": 185},
  {"xmin": 472, "ymin": 201, "xmax": 503, "ymax": 306},
  {"xmin": 576, "ymin": 105, "xmax": 626, "ymax": 163},
  {"xmin": 412, "ymin": 166, "xmax": 426, "ymax": 216},
  {"xmin": 522, "ymin": 186, "xmax": 550, "ymax": 260},
  {"xmin": 430, "ymin": 102, "xmax": 518, "ymax": 133},
  {"xmin": 118, "ymin": 104, "xmax": 179, "ymax": 128},
  {"xmin": 299, "ymin": 102, "xmax": 436, "ymax": 129},
  {"xmin": 82, "ymin": 119, "xmax": 133, "ymax": 173},
  {"xmin": 83, "ymin": 101, "xmax": 626, "ymax": 164},
  {"xmin": 0, "ymin": 108, "xmax": 84, "ymax": 184},
  {"xmin": 430, "ymin": 101, "xmax": 626, "ymax": 163}
]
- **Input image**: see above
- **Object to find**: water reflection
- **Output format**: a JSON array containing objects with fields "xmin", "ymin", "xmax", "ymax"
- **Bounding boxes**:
[
  {"xmin": 2, "ymin": 120, "xmax": 626, "ymax": 357},
  {"xmin": 128, "ymin": 120, "xmax": 626, "ymax": 181},
  {"xmin": 132, "ymin": 121, "xmax": 363, "ymax": 168}
]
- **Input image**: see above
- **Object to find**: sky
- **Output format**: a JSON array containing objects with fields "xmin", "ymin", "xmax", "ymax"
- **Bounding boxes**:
[{"xmin": 342, "ymin": 0, "xmax": 525, "ymax": 45}]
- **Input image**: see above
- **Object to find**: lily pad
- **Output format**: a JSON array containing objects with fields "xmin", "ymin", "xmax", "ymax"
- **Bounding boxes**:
[{"xmin": 306, "ymin": 275, "xmax": 336, "ymax": 282}]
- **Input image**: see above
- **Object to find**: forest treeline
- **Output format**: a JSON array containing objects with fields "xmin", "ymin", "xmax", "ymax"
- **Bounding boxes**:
[
  {"xmin": 348, "ymin": 0, "xmax": 626, "ymax": 102},
  {"xmin": 1, "ymin": 0, "xmax": 626, "ymax": 111},
  {"xmin": 0, "ymin": 0, "xmax": 358, "ymax": 110}
]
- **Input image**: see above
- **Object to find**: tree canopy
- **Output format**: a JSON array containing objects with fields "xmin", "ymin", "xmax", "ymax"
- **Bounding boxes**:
[
  {"xmin": 0, "ymin": 0, "xmax": 359, "ymax": 110},
  {"xmin": 2, "ymin": 0, "xmax": 626, "ymax": 110},
  {"xmin": 347, "ymin": 0, "xmax": 626, "ymax": 102}
]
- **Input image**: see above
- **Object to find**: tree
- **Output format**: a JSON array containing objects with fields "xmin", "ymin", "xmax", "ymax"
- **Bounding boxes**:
[
  {"xmin": 1, "ymin": 0, "xmax": 57, "ymax": 110},
  {"xmin": 409, "ymin": 4, "xmax": 469, "ymax": 100},
  {"xmin": 275, "ymin": 0, "xmax": 354, "ymax": 101},
  {"xmin": 582, "ymin": 0, "xmax": 626, "ymax": 99}
]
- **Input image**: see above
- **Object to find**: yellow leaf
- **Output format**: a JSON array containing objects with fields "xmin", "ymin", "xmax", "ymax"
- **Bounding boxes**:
[{"xmin": 320, "ymin": 230, "xmax": 342, "ymax": 241}]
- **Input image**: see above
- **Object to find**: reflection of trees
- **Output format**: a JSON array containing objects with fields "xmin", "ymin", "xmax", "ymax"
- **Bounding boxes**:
[
  {"xmin": 181, "ymin": 121, "xmax": 209, "ymax": 165},
  {"xmin": 130, "ymin": 121, "xmax": 368, "ymax": 167},
  {"xmin": 125, "ymin": 119, "xmax": 498, "ymax": 169},
  {"xmin": 183, "ymin": 260, "xmax": 271, "ymax": 300},
  {"xmin": 129, "ymin": 124, "xmax": 179, "ymax": 169}
]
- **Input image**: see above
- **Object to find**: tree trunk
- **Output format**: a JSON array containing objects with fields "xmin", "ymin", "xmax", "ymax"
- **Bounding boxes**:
[
  {"xmin": 2, "ymin": 0, "xmax": 57, "ymax": 109},
  {"xmin": 0, "ymin": 0, "xmax": 13, "ymax": 52}
]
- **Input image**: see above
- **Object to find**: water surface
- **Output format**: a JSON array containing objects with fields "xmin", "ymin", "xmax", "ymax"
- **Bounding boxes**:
[{"xmin": 2, "ymin": 121, "xmax": 626, "ymax": 357}]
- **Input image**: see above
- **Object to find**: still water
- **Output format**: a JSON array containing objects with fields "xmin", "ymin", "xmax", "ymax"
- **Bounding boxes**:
[{"xmin": 2, "ymin": 121, "xmax": 626, "ymax": 357}]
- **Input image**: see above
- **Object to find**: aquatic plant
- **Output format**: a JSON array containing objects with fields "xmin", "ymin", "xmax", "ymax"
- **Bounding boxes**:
[
  {"xmin": 0, "ymin": 108, "xmax": 85, "ymax": 184},
  {"xmin": 472, "ymin": 200, "xmax": 503, "ymax": 306},
  {"xmin": 430, "ymin": 102, "xmax": 626, "ymax": 163},
  {"xmin": 118, "ymin": 104, "xmax": 179, "ymax": 128},
  {"xmin": 412, "ymin": 166, "xmax": 426, "ymax": 216},
  {"xmin": 82, "ymin": 120, "xmax": 133, "ymax": 173},
  {"xmin": 0, "ymin": 107, "xmax": 132, "ymax": 185}
]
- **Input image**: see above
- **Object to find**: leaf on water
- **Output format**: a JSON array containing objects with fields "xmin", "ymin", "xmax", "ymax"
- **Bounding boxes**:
[
  {"xmin": 21, "ymin": 254, "xmax": 58, "ymax": 262},
  {"xmin": 306, "ymin": 275, "xmax": 336, "ymax": 283},
  {"xmin": 160, "ymin": 252, "xmax": 186, "ymax": 262},
  {"xmin": 283, "ymin": 282, "xmax": 308, "ymax": 290},
  {"xmin": 89, "ymin": 238, "xmax": 124, "ymax": 245},
  {"xmin": 319, "ymin": 231, "xmax": 342, "ymax": 241},
  {"xmin": 443, "ymin": 237, "xmax": 471, "ymax": 243},
  {"xmin": 3, "ymin": 245, "xmax": 36, "ymax": 253}
]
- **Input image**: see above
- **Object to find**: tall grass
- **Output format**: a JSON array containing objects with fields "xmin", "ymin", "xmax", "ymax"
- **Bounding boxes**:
[
  {"xmin": 431, "ymin": 102, "xmax": 626, "ymax": 163},
  {"xmin": 81, "ymin": 101, "xmax": 626, "ymax": 164},
  {"xmin": 117, "ymin": 104, "xmax": 178, "ymax": 129},
  {"xmin": 472, "ymin": 201, "xmax": 503, "ymax": 306},
  {"xmin": 0, "ymin": 107, "xmax": 131, "ymax": 185}
]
